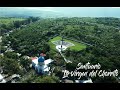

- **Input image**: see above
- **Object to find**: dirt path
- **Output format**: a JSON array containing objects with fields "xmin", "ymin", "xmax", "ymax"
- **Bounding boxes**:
[
  {"xmin": 0, "ymin": 36, "xmax": 2, "ymax": 43},
  {"xmin": 59, "ymin": 51, "xmax": 72, "ymax": 63}
]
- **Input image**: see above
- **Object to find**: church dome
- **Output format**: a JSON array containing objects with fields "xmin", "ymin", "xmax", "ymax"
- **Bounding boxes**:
[{"xmin": 38, "ymin": 56, "xmax": 45, "ymax": 62}]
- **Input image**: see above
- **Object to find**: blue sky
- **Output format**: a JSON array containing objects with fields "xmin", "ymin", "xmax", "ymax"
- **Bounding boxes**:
[
  {"xmin": 48, "ymin": 7, "xmax": 120, "ymax": 17},
  {"xmin": 0, "ymin": 7, "xmax": 120, "ymax": 18}
]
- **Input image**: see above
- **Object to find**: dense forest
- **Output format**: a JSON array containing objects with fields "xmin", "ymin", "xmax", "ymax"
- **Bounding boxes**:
[{"xmin": 0, "ymin": 17, "xmax": 120, "ymax": 83}]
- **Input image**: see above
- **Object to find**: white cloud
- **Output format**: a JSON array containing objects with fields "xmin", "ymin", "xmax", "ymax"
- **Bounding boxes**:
[
  {"xmin": 0, "ymin": 7, "xmax": 59, "ymax": 12},
  {"xmin": 21, "ymin": 7, "xmax": 59, "ymax": 12}
]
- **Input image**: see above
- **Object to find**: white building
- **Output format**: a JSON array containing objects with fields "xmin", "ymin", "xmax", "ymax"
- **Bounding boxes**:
[{"xmin": 31, "ymin": 53, "xmax": 54, "ymax": 75}]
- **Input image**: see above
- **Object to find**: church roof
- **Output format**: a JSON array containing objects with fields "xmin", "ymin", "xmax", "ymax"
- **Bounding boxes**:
[
  {"xmin": 31, "ymin": 57, "xmax": 38, "ymax": 60},
  {"xmin": 40, "ymin": 53, "xmax": 46, "ymax": 56}
]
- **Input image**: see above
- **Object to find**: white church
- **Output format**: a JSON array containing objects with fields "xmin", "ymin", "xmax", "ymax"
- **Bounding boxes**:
[{"xmin": 31, "ymin": 53, "xmax": 54, "ymax": 75}]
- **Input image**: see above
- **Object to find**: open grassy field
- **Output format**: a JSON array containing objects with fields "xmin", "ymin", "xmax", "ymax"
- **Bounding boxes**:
[
  {"xmin": 48, "ymin": 36, "xmax": 86, "ymax": 51},
  {"xmin": 0, "ymin": 17, "xmax": 25, "ymax": 25}
]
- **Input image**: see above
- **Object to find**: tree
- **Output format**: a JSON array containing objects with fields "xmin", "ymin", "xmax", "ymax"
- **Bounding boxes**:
[
  {"xmin": 64, "ymin": 48, "xmax": 70, "ymax": 57},
  {"xmin": 20, "ymin": 56, "xmax": 31, "ymax": 71},
  {"xmin": 1, "ymin": 57, "xmax": 21, "ymax": 75},
  {"xmin": 54, "ymin": 66, "xmax": 63, "ymax": 78},
  {"xmin": 33, "ymin": 75, "xmax": 60, "ymax": 83},
  {"xmin": 4, "ymin": 51, "xmax": 19, "ymax": 59},
  {"xmin": 0, "ymin": 46, "xmax": 7, "ymax": 53}
]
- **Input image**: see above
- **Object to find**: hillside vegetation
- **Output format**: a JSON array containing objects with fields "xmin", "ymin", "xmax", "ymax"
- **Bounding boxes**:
[{"xmin": 1, "ymin": 17, "xmax": 120, "ymax": 83}]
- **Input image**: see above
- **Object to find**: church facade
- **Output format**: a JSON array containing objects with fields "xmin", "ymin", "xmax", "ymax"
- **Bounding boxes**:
[{"xmin": 31, "ymin": 53, "xmax": 53, "ymax": 74}]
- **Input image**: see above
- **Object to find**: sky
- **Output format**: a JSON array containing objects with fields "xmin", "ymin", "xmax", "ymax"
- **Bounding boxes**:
[{"xmin": 0, "ymin": 7, "xmax": 120, "ymax": 18}]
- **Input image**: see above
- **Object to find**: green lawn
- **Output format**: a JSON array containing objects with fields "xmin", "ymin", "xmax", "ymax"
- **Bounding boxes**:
[{"xmin": 48, "ymin": 36, "xmax": 86, "ymax": 51}]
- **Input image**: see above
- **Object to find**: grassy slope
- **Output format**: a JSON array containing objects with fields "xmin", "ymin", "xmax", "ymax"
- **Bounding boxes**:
[{"xmin": 49, "ymin": 36, "xmax": 86, "ymax": 51}]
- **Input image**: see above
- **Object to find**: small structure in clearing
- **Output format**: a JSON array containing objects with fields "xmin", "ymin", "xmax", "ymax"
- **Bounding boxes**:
[
  {"xmin": 52, "ymin": 37, "xmax": 75, "ymax": 52},
  {"xmin": 49, "ymin": 36, "xmax": 86, "ymax": 51}
]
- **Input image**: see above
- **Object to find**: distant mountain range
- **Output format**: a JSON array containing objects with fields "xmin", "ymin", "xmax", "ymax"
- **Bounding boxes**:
[{"xmin": 0, "ymin": 8, "xmax": 65, "ymax": 18}]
